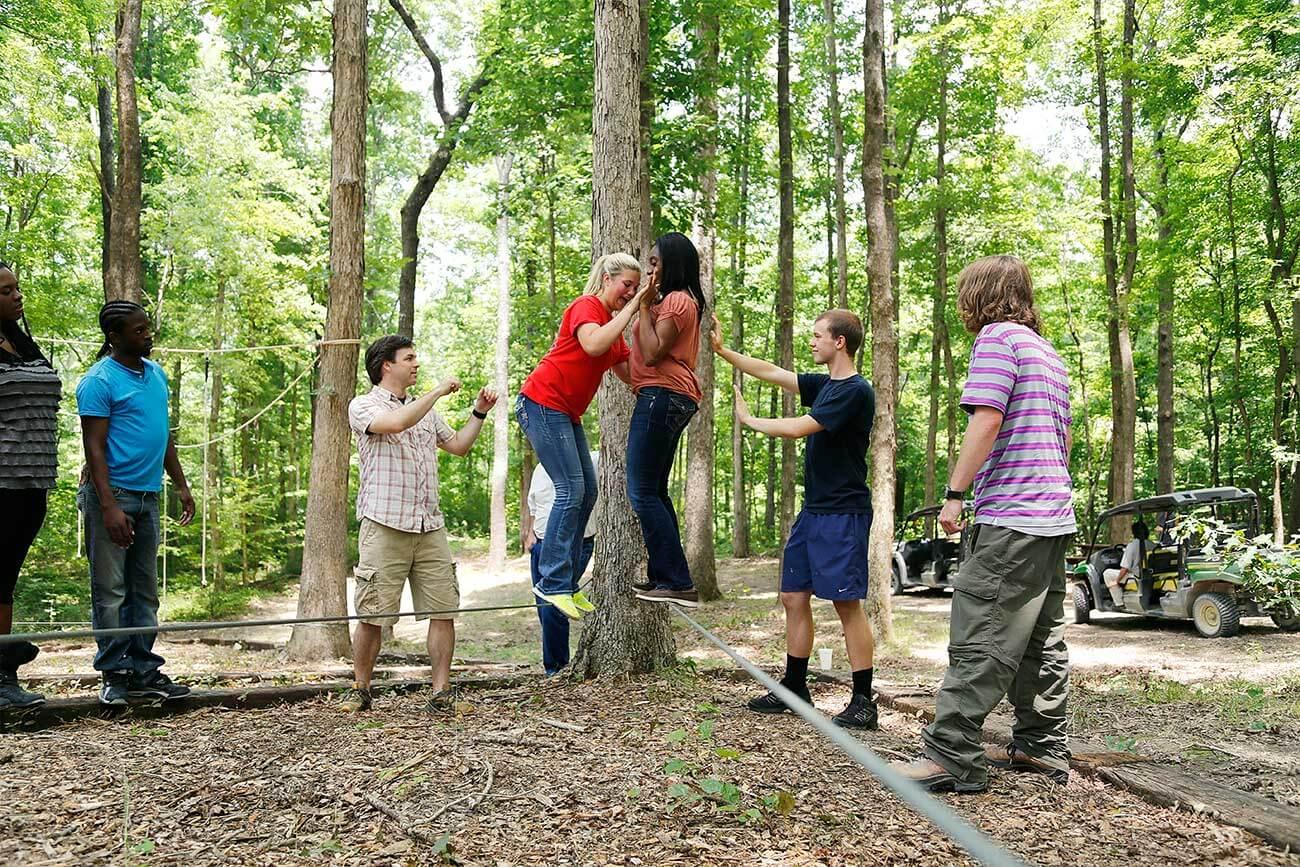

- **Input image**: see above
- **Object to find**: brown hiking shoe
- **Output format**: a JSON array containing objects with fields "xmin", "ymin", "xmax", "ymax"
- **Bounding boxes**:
[
  {"xmin": 634, "ymin": 587, "xmax": 700, "ymax": 608},
  {"xmin": 985, "ymin": 743, "xmax": 1068, "ymax": 783},
  {"xmin": 339, "ymin": 685, "xmax": 372, "ymax": 712},
  {"xmin": 889, "ymin": 757, "xmax": 987, "ymax": 794}
]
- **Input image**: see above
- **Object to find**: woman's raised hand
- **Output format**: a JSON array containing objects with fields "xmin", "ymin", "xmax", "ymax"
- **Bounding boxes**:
[
  {"xmin": 709, "ymin": 312, "xmax": 726, "ymax": 353},
  {"xmin": 638, "ymin": 270, "xmax": 660, "ymax": 310}
]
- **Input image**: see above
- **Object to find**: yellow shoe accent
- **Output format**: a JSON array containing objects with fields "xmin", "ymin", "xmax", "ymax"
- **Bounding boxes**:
[
  {"xmin": 533, "ymin": 588, "xmax": 583, "ymax": 620},
  {"xmin": 571, "ymin": 590, "xmax": 596, "ymax": 613}
]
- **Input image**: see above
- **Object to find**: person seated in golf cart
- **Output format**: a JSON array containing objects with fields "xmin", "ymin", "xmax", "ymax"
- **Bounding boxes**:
[{"xmin": 1103, "ymin": 520, "xmax": 1149, "ymax": 606}]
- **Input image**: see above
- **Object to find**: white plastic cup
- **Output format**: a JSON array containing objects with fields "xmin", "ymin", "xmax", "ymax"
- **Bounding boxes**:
[{"xmin": 818, "ymin": 648, "xmax": 833, "ymax": 671}]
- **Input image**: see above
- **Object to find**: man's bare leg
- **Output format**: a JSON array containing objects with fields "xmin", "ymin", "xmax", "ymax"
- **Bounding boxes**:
[
  {"xmin": 781, "ymin": 591, "xmax": 815, "ymax": 658},
  {"xmin": 833, "ymin": 599, "xmax": 874, "ymax": 671},
  {"xmin": 427, "ymin": 619, "xmax": 455, "ymax": 693},
  {"xmin": 352, "ymin": 622, "xmax": 383, "ymax": 688}
]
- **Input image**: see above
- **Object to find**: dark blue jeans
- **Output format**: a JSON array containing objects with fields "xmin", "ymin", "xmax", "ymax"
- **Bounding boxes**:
[
  {"xmin": 627, "ymin": 386, "xmax": 697, "ymax": 591},
  {"xmin": 78, "ymin": 483, "xmax": 166, "ymax": 676},
  {"xmin": 531, "ymin": 536, "xmax": 594, "ymax": 675},
  {"xmin": 516, "ymin": 395, "xmax": 597, "ymax": 596}
]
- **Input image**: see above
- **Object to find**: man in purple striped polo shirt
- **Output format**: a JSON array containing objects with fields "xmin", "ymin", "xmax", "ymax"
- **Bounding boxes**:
[{"xmin": 894, "ymin": 254, "xmax": 1076, "ymax": 793}]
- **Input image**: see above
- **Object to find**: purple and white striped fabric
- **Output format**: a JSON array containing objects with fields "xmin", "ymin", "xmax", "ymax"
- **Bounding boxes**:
[{"xmin": 961, "ymin": 322, "xmax": 1076, "ymax": 537}]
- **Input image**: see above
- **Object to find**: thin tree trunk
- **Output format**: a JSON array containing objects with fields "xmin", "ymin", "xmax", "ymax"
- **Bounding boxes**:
[
  {"xmin": 777, "ymin": 0, "xmax": 797, "ymax": 552},
  {"xmin": 825, "ymin": 0, "xmax": 848, "ymax": 308},
  {"xmin": 168, "ymin": 356, "xmax": 182, "ymax": 521},
  {"xmin": 863, "ymin": 0, "xmax": 895, "ymax": 642},
  {"xmin": 1227, "ymin": 145, "xmax": 1251, "ymax": 471},
  {"xmin": 925, "ymin": 21, "xmax": 951, "ymax": 512},
  {"xmin": 686, "ymin": 8, "xmax": 720, "ymax": 600},
  {"xmin": 104, "ymin": 0, "xmax": 143, "ymax": 304},
  {"xmin": 1265, "ymin": 298, "xmax": 1292, "ymax": 544},
  {"xmin": 766, "ymin": 388, "xmax": 777, "ymax": 539},
  {"xmin": 95, "ymin": 66, "xmax": 115, "ymax": 291},
  {"xmin": 206, "ymin": 280, "xmax": 226, "ymax": 592},
  {"xmin": 571, "ymin": 0, "xmax": 676, "ymax": 677},
  {"xmin": 1060, "ymin": 276, "xmax": 1098, "ymax": 544},
  {"xmin": 489, "ymin": 154, "xmax": 513, "ymax": 567},
  {"xmin": 730, "ymin": 48, "xmax": 753, "ymax": 560},
  {"xmin": 391, "ymin": 0, "xmax": 488, "ymax": 338},
  {"xmin": 1153, "ymin": 123, "xmax": 1175, "ymax": 493},
  {"xmin": 287, "ymin": 0, "xmax": 367, "ymax": 661}
]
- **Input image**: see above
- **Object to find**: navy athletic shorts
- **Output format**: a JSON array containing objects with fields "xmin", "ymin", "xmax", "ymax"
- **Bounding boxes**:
[{"xmin": 780, "ymin": 511, "xmax": 871, "ymax": 600}]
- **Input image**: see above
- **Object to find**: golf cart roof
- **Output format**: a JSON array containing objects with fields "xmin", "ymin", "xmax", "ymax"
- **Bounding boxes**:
[
  {"xmin": 1096, "ymin": 487, "xmax": 1258, "ymax": 523},
  {"xmin": 903, "ymin": 505, "xmax": 943, "ymax": 521}
]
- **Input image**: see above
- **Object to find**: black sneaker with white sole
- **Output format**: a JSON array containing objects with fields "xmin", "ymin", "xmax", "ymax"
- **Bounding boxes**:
[
  {"xmin": 99, "ymin": 673, "xmax": 130, "ymax": 706},
  {"xmin": 0, "ymin": 671, "xmax": 45, "ymax": 708},
  {"xmin": 128, "ymin": 671, "xmax": 191, "ymax": 701},
  {"xmin": 747, "ymin": 685, "xmax": 812, "ymax": 714},
  {"xmin": 831, "ymin": 692, "xmax": 879, "ymax": 729},
  {"xmin": 634, "ymin": 587, "xmax": 699, "ymax": 608}
]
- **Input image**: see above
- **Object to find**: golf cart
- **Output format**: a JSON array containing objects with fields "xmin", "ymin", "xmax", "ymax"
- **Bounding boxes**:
[
  {"xmin": 891, "ymin": 505, "xmax": 971, "ymax": 595},
  {"xmin": 1070, "ymin": 487, "xmax": 1300, "ymax": 638}
]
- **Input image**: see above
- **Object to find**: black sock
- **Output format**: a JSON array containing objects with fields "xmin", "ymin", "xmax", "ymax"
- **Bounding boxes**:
[
  {"xmin": 852, "ymin": 667, "xmax": 874, "ymax": 698},
  {"xmin": 782, "ymin": 654, "xmax": 809, "ymax": 692}
]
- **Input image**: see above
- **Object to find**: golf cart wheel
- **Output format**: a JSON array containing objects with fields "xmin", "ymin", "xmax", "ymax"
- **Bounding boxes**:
[
  {"xmin": 1071, "ymin": 584, "xmax": 1091, "ymax": 624},
  {"xmin": 1191, "ymin": 592, "xmax": 1241, "ymax": 639},
  {"xmin": 1271, "ymin": 613, "xmax": 1300, "ymax": 633},
  {"xmin": 891, "ymin": 563, "xmax": 905, "ymax": 596}
]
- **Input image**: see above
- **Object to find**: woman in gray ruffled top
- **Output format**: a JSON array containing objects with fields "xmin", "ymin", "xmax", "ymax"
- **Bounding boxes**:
[{"xmin": 0, "ymin": 260, "xmax": 61, "ymax": 708}]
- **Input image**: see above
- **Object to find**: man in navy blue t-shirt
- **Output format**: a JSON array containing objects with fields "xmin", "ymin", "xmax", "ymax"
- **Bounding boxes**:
[{"xmin": 711, "ymin": 309, "xmax": 878, "ymax": 729}]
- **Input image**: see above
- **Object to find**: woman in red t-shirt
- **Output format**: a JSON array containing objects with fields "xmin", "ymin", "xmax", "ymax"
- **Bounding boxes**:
[
  {"xmin": 626, "ymin": 233, "xmax": 706, "ymax": 609},
  {"xmin": 516, "ymin": 253, "xmax": 651, "ymax": 622}
]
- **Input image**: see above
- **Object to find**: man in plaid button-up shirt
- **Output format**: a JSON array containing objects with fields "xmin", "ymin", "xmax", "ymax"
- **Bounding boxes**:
[{"xmin": 339, "ymin": 335, "xmax": 497, "ymax": 714}]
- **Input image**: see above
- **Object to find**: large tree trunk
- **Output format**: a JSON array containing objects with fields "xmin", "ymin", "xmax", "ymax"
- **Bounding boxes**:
[
  {"xmin": 776, "ymin": 0, "xmax": 797, "ymax": 553},
  {"xmin": 206, "ymin": 280, "xmax": 226, "ymax": 591},
  {"xmin": 391, "ymin": 0, "xmax": 487, "ymax": 339},
  {"xmin": 104, "ymin": 0, "xmax": 143, "ymax": 304},
  {"xmin": 1153, "ymin": 124, "xmax": 1175, "ymax": 492},
  {"xmin": 685, "ymin": 9, "xmax": 720, "ymax": 601},
  {"xmin": 571, "ymin": 0, "xmax": 676, "ymax": 677},
  {"xmin": 1114, "ymin": 0, "xmax": 1139, "ymax": 514},
  {"xmin": 862, "ymin": 0, "xmax": 895, "ymax": 643},
  {"xmin": 287, "ymin": 0, "xmax": 367, "ymax": 661},
  {"xmin": 489, "ymin": 154, "xmax": 513, "ymax": 567},
  {"xmin": 824, "ymin": 0, "xmax": 848, "ymax": 308}
]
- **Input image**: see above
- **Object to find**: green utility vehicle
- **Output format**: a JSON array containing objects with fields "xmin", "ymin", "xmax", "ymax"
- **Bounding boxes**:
[{"xmin": 1070, "ymin": 487, "xmax": 1300, "ymax": 638}]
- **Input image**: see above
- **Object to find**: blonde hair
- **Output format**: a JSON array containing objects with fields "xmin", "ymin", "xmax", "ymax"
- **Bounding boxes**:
[
  {"xmin": 956, "ymin": 254, "xmax": 1042, "ymax": 334},
  {"xmin": 583, "ymin": 252, "xmax": 642, "ymax": 296}
]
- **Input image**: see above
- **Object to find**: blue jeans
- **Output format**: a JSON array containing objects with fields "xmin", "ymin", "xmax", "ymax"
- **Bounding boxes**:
[
  {"xmin": 531, "ymin": 536, "xmax": 594, "ymax": 674},
  {"xmin": 79, "ymin": 484, "xmax": 166, "ymax": 676},
  {"xmin": 516, "ymin": 395, "xmax": 597, "ymax": 595},
  {"xmin": 627, "ymin": 386, "xmax": 697, "ymax": 591}
]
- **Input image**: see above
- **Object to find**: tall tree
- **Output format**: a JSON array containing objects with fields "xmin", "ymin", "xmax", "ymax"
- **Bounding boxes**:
[
  {"xmin": 1114, "ymin": 0, "xmax": 1139, "ymax": 513},
  {"xmin": 570, "ymin": 0, "xmax": 676, "ymax": 677},
  {"xmin": 729, "ymin": 49, "xmax": 755, "ymax": 560},
  {"xmin": 824, "ymin": 0, "xmax": 848, "ymax": 308},
  {"xmin": 104, "ymin": 0, "xmax": 144, "ymax": 304},
  {"xmin": 489, "ymin": 153, "xmax": 513, "ymax": 566},
  {"xmin": 862, "ymin": 0, "xmax": 895, "ymax": 642},
  {"xmin": 1153, "ymin": 120, "xmax": 1177, "ymax": 492},
  {"xmin": 776, "ymin": 0, "xmax": 797, "ymax": 553},
  {"xmin": 390, "ymin": 0, "xmax": 489, "ymax": 339},
  {"xmin": 685, "ymin": 6, "xmax": 720, "ymax": 601},
  {"xmin": 206, "ymin": 279, "xmax": 226, "ymax": 591},
  {"xmin": 287, "ymin": 0, "xmax": 368, "ymax": 661}
]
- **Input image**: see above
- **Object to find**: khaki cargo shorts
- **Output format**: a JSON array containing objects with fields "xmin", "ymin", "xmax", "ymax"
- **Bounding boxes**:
[{"xmin": 354, "ymin": 518, "xmax": 459, "ymax": 626}]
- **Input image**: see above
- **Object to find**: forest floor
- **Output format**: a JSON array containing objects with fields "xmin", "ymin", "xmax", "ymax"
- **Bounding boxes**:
[{"xmin": 7, "ymin": 550, "xmax": 1300, "ymax": 865}]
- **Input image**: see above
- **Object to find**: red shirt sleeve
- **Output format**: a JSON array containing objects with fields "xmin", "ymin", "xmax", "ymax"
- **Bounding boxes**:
[{"xmin": 566, "ymin": 295, "xmax": 605, "ymax": 340}]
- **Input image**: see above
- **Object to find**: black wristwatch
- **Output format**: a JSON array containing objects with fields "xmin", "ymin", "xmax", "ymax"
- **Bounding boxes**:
[
  {"xmin": 471, "ymin": 408, "xmax": 488, "ymax": 420},
  {"xmin": 944, "ymin": 487, "xmax": 966, "ymax": 502}
]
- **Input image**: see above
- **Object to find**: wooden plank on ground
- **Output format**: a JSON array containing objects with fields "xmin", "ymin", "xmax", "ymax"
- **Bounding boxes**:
[
  {"xmin": 0, "ymin": 674, "xmax": 529, "ymax": 733},
  {"xmin": 1100, "ymin": 762, "xmax": 1300, "ymax": 852}
]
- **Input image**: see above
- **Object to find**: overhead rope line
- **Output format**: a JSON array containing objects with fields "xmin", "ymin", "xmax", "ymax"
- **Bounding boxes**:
[{"xmin": 36, "ymin": 337, "xmax": 363, "ymax": 355}]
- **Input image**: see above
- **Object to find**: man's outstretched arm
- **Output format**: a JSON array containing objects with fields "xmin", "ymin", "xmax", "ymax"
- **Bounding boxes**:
[{"xmin": 710, "ymin": 313, "xmax": 798, "ymax": 394}]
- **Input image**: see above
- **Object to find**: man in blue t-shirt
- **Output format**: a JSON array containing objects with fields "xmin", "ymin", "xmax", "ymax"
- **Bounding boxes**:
[
  {"xmin": 76, "ymin": 301, "xmax": 195, "ymax": 707},
  {"xmin": 711, "ymin": 309, "xmax": 879, "ymax": 729}
]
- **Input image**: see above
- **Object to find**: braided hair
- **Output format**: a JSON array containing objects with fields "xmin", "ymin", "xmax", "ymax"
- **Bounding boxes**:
[
  {"xmin": 97, "ymin": 299, "xmax": 148, "ymax": 359},
  {"xmin": 0, "ymin": 260, "xmax": 43, "ymax": 363}
]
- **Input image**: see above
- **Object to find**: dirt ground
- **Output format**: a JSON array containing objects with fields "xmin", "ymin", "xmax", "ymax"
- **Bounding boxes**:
[{"xmin": 8, "ymin": 551, "xmax": 1300, "ymax": 864}]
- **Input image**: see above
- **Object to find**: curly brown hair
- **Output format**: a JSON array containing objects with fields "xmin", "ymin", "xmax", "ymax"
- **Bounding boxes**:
[{"xmin": 956, "ymin": 254, "xmax": 1042, "ymax": 334}]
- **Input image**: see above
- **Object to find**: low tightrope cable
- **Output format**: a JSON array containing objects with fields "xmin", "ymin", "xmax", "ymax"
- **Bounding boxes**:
[
  {"xmin": 669, "ymin": 606, "xmax": 1025, "ymax": 867},
  {"xmin": 0, "ymin": 601, "xmax": 546, "ymax": 646}
]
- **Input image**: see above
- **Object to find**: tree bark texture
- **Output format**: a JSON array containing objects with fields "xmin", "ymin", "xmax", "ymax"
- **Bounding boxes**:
[
  {"xmin": 777, "ymin": 0, "xmax": 797, "ymax": 550},
  {"xmin": 571, "ymin": 0, "xmax": 676, "ymax": 678},
  {"xmin": 685, "ymin": 9, "xmax": 719, "ymax": 600},
  {"xmin": 287, "ymin": 0, "xmax": 367, "ymax": 661},
  {"xmin": 490, "ymin": 154, "xmax": 514, "ymax": 567},
  {"xmin": 862, "ymin": 0, "xmax": 895, "ymax": 642},
  {"xmin": 104, "ymin": 0, "xmax": 143, "ymax": 304}
]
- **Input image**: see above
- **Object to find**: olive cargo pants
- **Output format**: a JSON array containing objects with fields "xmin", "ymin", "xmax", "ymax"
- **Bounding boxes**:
[{"xmin": 921, "ymin": 525, "xmax": 1073, "ymax": 785}]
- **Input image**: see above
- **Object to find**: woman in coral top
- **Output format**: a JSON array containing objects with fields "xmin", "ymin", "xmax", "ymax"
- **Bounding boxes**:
[
  {"xmin": 516, "ymin": 253, "xmax": 651, "ymax": 620},
  {"xmin": 628, "ymin": 232, "xmax": 706, "ymax": 609}
]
